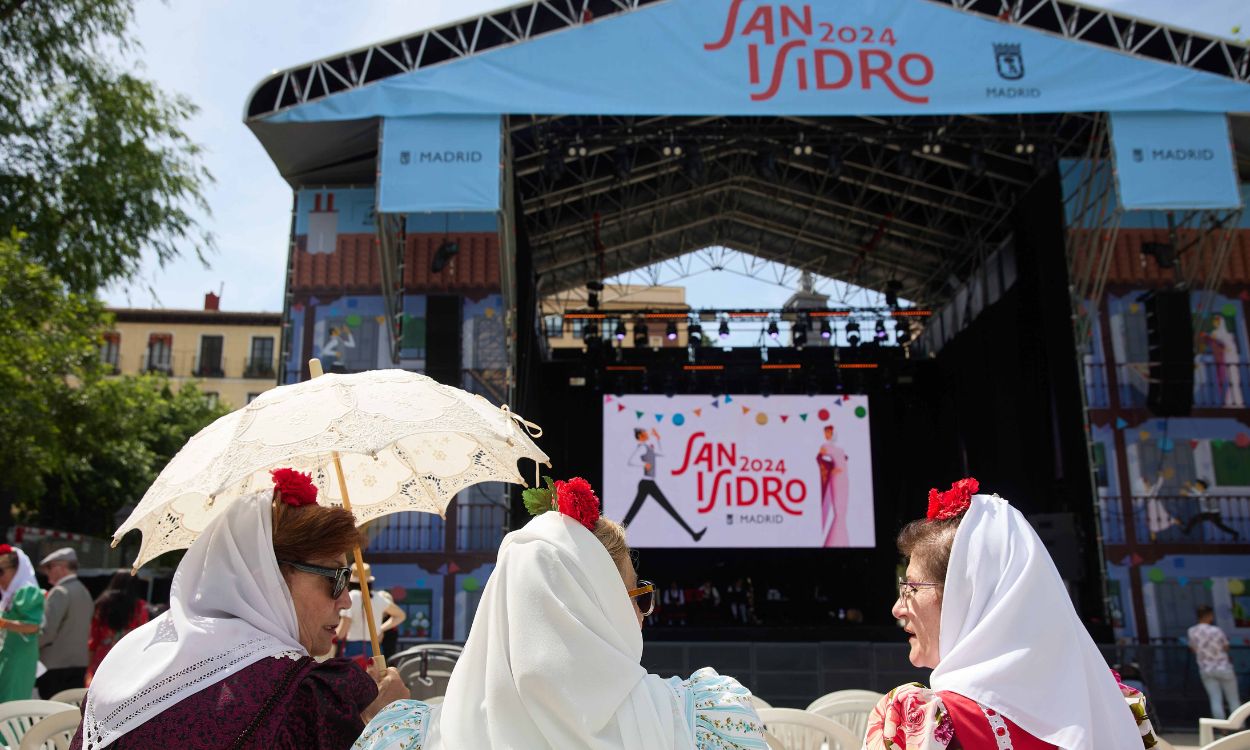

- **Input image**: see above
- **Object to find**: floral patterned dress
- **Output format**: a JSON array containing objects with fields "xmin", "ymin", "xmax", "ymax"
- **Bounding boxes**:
[
  {"xmin": 863, "ymin": 679, "xmax": 1158, "ymax": 750},
  {"xmin": 354, "ymin": 667, "xmax": 766, "ymax": 750}
]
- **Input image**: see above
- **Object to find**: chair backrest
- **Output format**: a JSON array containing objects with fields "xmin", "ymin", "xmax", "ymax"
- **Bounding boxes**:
[
  {"xmin": 756, "ymin": 707, "xmax": 860, "ymax": 750},
  {"xmin": 762, "ymin": 729, "xmax": 786, "ymax": 750},
  {"xmin": 1200, "ymin": 700, "xmax": 1250, "ymax": 745},
  {"xmin": 804, "ymin": 695, "xmax": 880, "ymax": 742},
  {"xmin": 748, "ymin": 694, "xmax": 773, "ymax": 711},
  {"xmin": 18, "ymin": 709, "xmax": 80, "ymax": 750},
  {"xmin": 0, "ymin": 701, "xmax": 80, "ymax": 749},
  {"xmin": 391, "ymin": 644, "xmax": 464, "ymax": 668},
  {"xmin": 1203, "ymin": 729, "xmax": 1250, "ymax": 750},
  {"xmin": 806, "ymin": 689, "xmax": 883, "ymax": 711},
  {"xmin": 47, "ymin": 688, "xmax": 88, "ymax": 708}
]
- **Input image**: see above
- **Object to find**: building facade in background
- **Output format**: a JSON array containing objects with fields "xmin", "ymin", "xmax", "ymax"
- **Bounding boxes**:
[
  {"xmin": 105, "ymin": 294, "xmax": 281, "ymax": 409},
  {"xmin": 542, "ymin": 284, "xmax": 689, "ymax": 349}
]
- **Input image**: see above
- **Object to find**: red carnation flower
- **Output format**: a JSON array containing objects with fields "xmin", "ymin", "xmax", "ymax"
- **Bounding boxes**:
[
  {"xmin": 554, "ymin": 476, "xmax": 601, "ymax": 531},
  {"xmin": 926, "ymin": 477, "xmax": 979, "ymax": 522},
  {"xmin": 0, "ymin": 544, "xmax": 12, "ymax": 556},
  {"xmin": 271, "ymin": 468, "xmax": 318, "ymax": 507}
]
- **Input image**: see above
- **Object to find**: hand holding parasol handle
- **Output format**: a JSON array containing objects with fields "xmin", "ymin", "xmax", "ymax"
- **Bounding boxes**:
[{"xmin": 308, "ymin": 359, "xmax": 386, "ymax": 672}]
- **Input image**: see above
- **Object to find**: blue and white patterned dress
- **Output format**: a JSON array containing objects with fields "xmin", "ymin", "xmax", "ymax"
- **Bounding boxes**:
[{"xmin": 354, "ymin": 668, "xmax": 766, "ymax": 750}]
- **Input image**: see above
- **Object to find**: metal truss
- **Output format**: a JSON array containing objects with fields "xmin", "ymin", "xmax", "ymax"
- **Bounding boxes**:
[
  {"xmin": 926, "ymin": 0, "xmax": 1249, "ymax": 82},
  {"xmin": 245, "ymin": 0, "xmax": 1250, "ymax": 120},
  {"xmin": 246, "ymin": 0, "xmax": 665, "ymax": 120}
]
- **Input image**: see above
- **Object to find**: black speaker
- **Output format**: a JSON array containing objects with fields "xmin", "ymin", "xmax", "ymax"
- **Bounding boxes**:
[
  {"xmin": 425, "ymin": 295, "xmax": 462, "ymax": 387},
  {"xmin": 1144, "ymin": 291, "xmax": 1193, "ymax": 416}
]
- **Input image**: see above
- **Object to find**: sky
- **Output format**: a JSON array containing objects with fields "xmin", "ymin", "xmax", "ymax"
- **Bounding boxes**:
[{"xmin": 102, "ymin": 0, "xmax": 1250, "ymax": 313}]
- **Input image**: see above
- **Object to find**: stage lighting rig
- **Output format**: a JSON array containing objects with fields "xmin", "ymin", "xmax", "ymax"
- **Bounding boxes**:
[
  {"xmin": 666, "ymin": 321, "xmax": 679, "ymax": 341},
  {"xmin": 718, "ymin": 320, "xmax": 731, "ymax": 340},
  {"xmin": 846, "ymin": 321, "xmax": 861, "ymax": 346},
  {"xmin": 614, "ymin": 320, "xmax": 627, "ymax": 341},
  {"xmin": 633, "ymin": 321, "xmax": 649, "ymax": 347},
  {"xmin": 688, "ymin": 321, "xmax": 704, "ymax": 343},
  {"xmin": 586, "ymin": 280, "xmax": 604, "ymax": 309},
  {"xmin": 820, "ymin": 320, "xmax": 833, "ymax": 339},
  {"xmin": 792, "ymin": 320, "xmax": 808, "ymax": 348},
  {"xmin": 896, "ymin": 320, "xmax": 912, "ymax": 344},
  {"xmin": 885, "ymin": 279, "xmax": 902, "ymax": 309},
  {"xmin": 875, "ymin": 319, "xmax": 888, "ymax": 341},
  {"xmin": 767, "ymin": 320, "xmax": 780, "ymax": 339}
]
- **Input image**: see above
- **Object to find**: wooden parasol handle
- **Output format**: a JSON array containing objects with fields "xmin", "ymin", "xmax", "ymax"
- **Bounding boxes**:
[{"xmin": 308, "ymin": 358, "xmax": 385, "ymax": 671}]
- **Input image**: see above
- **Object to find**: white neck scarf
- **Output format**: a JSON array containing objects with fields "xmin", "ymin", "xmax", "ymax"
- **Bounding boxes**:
[
  {"xmin": 440, "ymin": 512, "xmax": 689, "ymax": 749},
  {"xmin": 81, "ymin": 491, "xmax": 307, "ymax": 750},
  {"xmin": 931, "ymin": 495, "xmax": 1140, "ymax": 749},
  {"xmin": 1, "ymin": 548, "xmax": 40, "ymax": 613}
]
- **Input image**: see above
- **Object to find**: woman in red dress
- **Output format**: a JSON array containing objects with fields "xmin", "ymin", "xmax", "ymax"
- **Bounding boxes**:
[
  {"xmin": 864, "ymin": 479, "xmax": 1155, "ymax": 750},
  {"xmin": 86, "ymin": 572, "xmax": 150, "ymax": 685}
]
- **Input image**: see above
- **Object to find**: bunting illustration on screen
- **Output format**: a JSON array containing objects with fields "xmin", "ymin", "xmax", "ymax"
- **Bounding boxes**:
[{"xmin": 622, "ymin": 428, "xmax": 707, "ymax": 543}]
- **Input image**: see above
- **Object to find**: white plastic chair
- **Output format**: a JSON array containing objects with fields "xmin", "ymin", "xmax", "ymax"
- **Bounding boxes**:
[
  {"xmin": 756, "ymin": 707, "xmax": 860, "ymax": 750},
  {"xmin": 47, "ymin": 688, "xmax": 87, "ymax": 708},
  {"xmin": 807, "ymin": 689, "xmax": 883, "ymax": 711},
  {"xmin": 0, "ymin": 701, "xmax": 79, "ymax": 749},
  {"xmin": 1201, "ymin": 701, "xmax": 1250, "ymax": 747},
  {"xmin": 749, "ymin": 694, "xmax": 773, "ymax": 711},
  {"xmin": 1203, "ymin": 729, "xmax": 1250, "ymax": 750},
  {"xmin": 805, "ymin": 694, "xmax": 881, "ymax": 742},
  {"xmin": 18, "ymin": 709, "xmax": 80, "ymax": 750}
]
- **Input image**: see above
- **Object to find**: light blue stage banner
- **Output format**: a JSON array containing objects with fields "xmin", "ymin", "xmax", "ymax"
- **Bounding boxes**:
[
  {"xmin": 1109, "ymin": 112, "xmax": 1242, "ymax": 211},
  {"xmin": 377, "ymin": 115, "xmax": 501, "ymax": 213},
  {"xmin": 265, "ymin": 0, "xmax": 1250, "ymax": 123}
]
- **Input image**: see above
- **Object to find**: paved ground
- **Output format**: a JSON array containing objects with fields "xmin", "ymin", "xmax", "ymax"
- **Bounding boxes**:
[{"xmin": 1163, "ymin": 732, "xmax": 1200, "ymax": 749}]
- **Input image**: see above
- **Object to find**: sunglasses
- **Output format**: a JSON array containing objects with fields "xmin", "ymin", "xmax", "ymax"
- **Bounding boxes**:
[
  {"xmin": 628, "ymin": 580, "xmax": 656, "ymax": 617},
  {"xmin": 279, "ymin": 560, "xmax": 352, "ymax": 599}
]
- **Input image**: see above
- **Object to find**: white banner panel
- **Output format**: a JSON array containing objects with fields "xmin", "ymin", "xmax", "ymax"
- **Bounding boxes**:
[{"xmin": 602, "ymin": 394, "xmax": 875, "ymax": 548}]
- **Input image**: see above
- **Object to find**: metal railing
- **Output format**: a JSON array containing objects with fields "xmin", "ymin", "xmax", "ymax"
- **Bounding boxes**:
[
  {"xmin": 140, "ymin": 353, "xmax": 175, "ymax": 376},
  {"xmin": 1127, "ymin": 495, "xmax": 1249, "ymax": 545},
  {"xmin": 1086, "ymin": 362, "xmax": 1250, "ymax": 409},
  {"xmin": 456, "ymin": 504, "xmax": 507, "ymax": 552},
  {"xmin": 244, "ymin": 357, "xmax": 277, "ymax": 379},
  {"xmin": 192, "ymin": 355, "xmax": 226, "ymax": 378},
  {"xmin": 367, "ymin": 511, "xmax": 445, "ymax": 553}
]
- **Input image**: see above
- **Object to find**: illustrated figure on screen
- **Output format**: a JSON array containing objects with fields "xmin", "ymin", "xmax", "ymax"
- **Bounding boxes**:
[
  {"xmin": 623, "ymin": 428, "xmax": 706, "ymax": 542},
  {"xmin": 816, "ymin": 424, "xmax": 849, "ymax": 546}
]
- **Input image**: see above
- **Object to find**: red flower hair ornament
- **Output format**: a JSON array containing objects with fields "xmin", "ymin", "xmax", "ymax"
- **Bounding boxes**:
[
  {"xmin": 522, "ymin": 475, "xmax": 601, "ymax": 531},
  {"xmin": 0, "ymin": 544, "xmax": 12, "ymax": 556},
  {"xmin": 926, "ymin": 477, "xmax": 979, "ymax": 522},
  {"xmin": 271, "ymin": 468, "xmax": 319, "ymax": 507}
]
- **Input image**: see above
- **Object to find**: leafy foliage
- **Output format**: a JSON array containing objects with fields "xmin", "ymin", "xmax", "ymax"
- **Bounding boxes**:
[
  {"xmin": 0, "ymin": 0, "xmax": 213, "ymax": 293},
  {"xmin": 521, "ymin": 476, "xmax": 557, "ymax": 517}
]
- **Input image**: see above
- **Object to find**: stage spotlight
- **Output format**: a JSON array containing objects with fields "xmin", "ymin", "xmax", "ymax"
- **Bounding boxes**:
[
  {"xmin": 662, "ymin": 144, "xmax": 673, "ymax": 157},
  {"xmin": 430, "ymin": 239, "xmax": 460, "ymax": 273},
  {"xmin": 582, "ymin": 321, "xmax": 601, "ymax": 344},
  {"xmin": 792, "ymin": 320, "xmax": 808, "ymax": 347},
  {"xmin": 633, "ymin": 321, "xmax": 649, "ymax": 347},
  {"xmin": 688, "ymin": 321, "xmax": 704, "ymax": 343},
  {"xmin": 875, "ymin": 319, "xmax": 888, "ymax": 341},
  {"xmin": 666, "ymin": 321, "xmax": 678, "ymax": 341},
  {"xmin": 846, "ymin": 321, "xmax": 860, "ymax": 346},
  {"xmin": 614, "ymin": 320, "xmax": 627, "ymax": 341},
  {"xmin": 885, "ymin": 279, "xmax": 902, "ymax": 309},
  {"xmin": 820, "ymin": 320, "xmax": 833, "ymax": 339},
  {"xmin": 767, "ymin": 320, "xmax": 780, "ymax": 339},
  {"xmin": 567, "ymin": 145, "xmax": 578, "ymax": 157},
  {"xmin": 718, "ymin": 320, "xmax": 731, "ymax": 339},
  {"xmin": 896, "ymin": 320, "xmax": 912, "ymax": 343},
  {"xmin": 587, "ymin": 280, "xmax": 604, "ymax": 309}
]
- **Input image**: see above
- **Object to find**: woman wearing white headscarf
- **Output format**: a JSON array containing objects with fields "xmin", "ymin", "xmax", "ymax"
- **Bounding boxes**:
[
  {"xmin": 865, "ymin": 478, "xmax": 1155, "ymax": 750},
  {"xmin": 355, "ymin": 476, "xmax": 766, "ymax": 750},
  {"xmin": 0, "ymin": 544, "xmax": 44, "ymax": 701},
  {"xmin": 70, "ymin": 470, "xmax": 407, "ymax": 750}
]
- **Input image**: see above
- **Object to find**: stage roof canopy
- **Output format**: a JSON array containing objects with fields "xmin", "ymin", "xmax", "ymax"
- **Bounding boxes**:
[{"xmin": 245, "ymin": 0, "xmax": 1250, "ymax": 304}]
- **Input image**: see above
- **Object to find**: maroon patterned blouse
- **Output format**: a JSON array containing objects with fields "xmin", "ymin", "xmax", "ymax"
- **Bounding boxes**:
[{"xmin": 69, "ymin": 656, "xmax": 377, "ymax": 750}]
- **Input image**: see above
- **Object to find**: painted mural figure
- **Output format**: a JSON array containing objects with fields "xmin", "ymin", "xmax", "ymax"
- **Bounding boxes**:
[
  {"xmin": 622, "ymin": 428, "xmax": 706, "ymax": 542},
  {"xmin": 1142, "ymin": 473, "xmax": 1181, "ymax": 542},
  {"xmin": 321, "ymin": 325, "xmax": 357, "ymax": 365},
  {"xmin": 1181, "ymin": 479, "xmax": 1241, "ymax": 541},
  {"xmin": 816, "ymin": 424, "xmax": 850, "ymax": 547},
  {"xmin": 1203, "ymin": 315, "xmax": 1244, "ymax": 408}
]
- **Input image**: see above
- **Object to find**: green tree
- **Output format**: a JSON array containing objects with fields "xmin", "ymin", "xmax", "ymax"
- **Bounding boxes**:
[{"xmin": 0, "ymin": 0, "xmax": 212, "ymax": 293}]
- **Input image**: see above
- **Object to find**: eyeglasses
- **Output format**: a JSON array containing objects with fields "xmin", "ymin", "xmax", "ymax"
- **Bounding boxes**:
[
  {"xmin": 279, "ymin": 560, "xmax": 351, "ymax": 599},
  {"xmin": 628, "ymin": 580, "xmax": 656, "ymax": 617},
  {"xmin": 897, "ymin": 577, "xmax": 941, "ymax": 599}
]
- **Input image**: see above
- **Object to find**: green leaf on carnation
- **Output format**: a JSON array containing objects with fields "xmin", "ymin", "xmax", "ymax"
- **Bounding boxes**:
[{"xmin": 522, "ymin": 475, "xmax": 558, "ymax": 517}]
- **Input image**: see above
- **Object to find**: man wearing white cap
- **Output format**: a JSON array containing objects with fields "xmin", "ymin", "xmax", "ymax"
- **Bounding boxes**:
[{"xmin": 37, "ymin": 547, "xmax": 92, "ymax": 697}]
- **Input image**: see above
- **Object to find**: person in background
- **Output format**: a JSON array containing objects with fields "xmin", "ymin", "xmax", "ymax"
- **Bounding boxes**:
[
  {"xmin": 86, "ymin": 571, "xmax": 151, "ymax": 685},
  {"xmin": 1189, "ymin": 605, "xmax": 1241, "ymax": 720},
  {"xmin": 37, "ymin": 547, "xmax": 93, "ymax": 697},
  {"xmin": 336, "ymin": 563, "xmax": 406, "ymax": 665},
  {"xmin": 0, "ymin": 545, "xmax": 44, "ymax": 701}
]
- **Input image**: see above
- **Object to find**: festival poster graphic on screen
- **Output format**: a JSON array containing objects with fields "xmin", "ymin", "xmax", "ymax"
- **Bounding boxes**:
[{"xmin": 602, "ymin": 394, "xmax": 875, "ymax": 548}]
